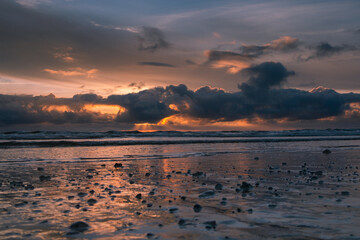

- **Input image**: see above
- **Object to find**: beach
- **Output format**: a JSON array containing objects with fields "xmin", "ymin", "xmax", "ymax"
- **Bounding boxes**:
[{"xmin": 0, "ymin": 132, "xmax": 360, "ymax": 239}]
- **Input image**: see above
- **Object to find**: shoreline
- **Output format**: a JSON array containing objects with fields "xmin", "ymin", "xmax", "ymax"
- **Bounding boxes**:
[{"xmin": 1, "ymin": 147, "xmax": 359, "ymax": 239}]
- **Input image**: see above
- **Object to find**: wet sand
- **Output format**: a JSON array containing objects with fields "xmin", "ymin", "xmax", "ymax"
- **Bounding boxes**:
[{"xmin": 0, "ymin": 148, "xmax": 360, "ymax": 239}]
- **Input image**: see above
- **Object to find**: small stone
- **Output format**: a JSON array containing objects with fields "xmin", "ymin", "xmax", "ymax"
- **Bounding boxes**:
[
  {"xmin": 146, "ymin": 233, "xmax": 154, "ymax": 239},
  {"xmin": 322, "ymin": 149, "xmax": 331, "ymax": 154},
  {"xmin": 78, "ymin": 192, "xmax": 87, "ymax": 197},
  {"xmin": 215, "ymin": 183, "xmax": 223, "ymax": 190},
  {"xmin": 14, "ymin": 201, "xmax": 28, "ymax": 207},
  {"xmin": 69, "ymin": 221, "xmax": 90, "ymax": 232},
  {"xmin": 203, "ymin": 221, "xmax": 216, "ymax": 229},
  {"xmin": 192, "ymin": 172, "xmax": 204, "ymax": 177},
  {"xmin": 87, "ymin": 199, "xmax": 97, "ymax": 205},
  {"xmin": 135, "ymin": 194, "xmax": 142, "ymax": 199},
  {"xmin": 114, "ymin": 163, "xmax": 123, "ymax": 168},
  {"xmin": 178, "ymin": 219, "xmax": 186, "ymax": 226},
  {"xmin": 169, "ymin": 207, "xmax": 178, "ymax": 213},
  {"xmin": 193, "ymin": 204, "xmax": 202, "ymax": 213},
  {"xmin": 199, "ymin": 190, "xmax": 215, "ymax": 198},
  {"xmin": 239, "ymin": 182, "xmax": 252, "ymax": 193},
  {"xmin": 39, "ymin": 175, "xmax": 51, "ymax": 181}
]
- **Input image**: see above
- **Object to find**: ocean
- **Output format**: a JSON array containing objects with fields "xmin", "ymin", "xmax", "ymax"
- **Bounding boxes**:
[{"xmin": 0, "ymin": 129, "xmax": 359, "ymax": 239}]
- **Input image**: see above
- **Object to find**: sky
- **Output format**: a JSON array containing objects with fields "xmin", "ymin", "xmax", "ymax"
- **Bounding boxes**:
[{"xmin": 0, "ymin": 0, "xmax": 360, "ymax": 131}]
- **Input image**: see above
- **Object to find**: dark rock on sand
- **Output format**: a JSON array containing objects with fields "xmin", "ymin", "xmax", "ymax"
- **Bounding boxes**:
[
  {"xmin": 192, "ymin": 172, "xmax": 204, "ymax": 177},
  {"xmin": 114, "ymin": 163, "xmax": 123, "ymax": 168},
  {"xmin": 178, "ymin": 219, "xmax": 186, "ymax": 227},
  {"xmin": 78, "ymin": 192, "xmax": 87, "ymax": 197},
  {"xmin": 169, "ymin": 207, "xmax": 178, "ymax": 213},
  {"xmin": 87, "ymin": 199, "xmax": 97, "ymax": 205},
  {"xmin": 323, "ymin": 149, "xmax": 331, "ymax": 154},
  {"xmin": 135, "ymin": 194, "xmax": 142, "ymax": 199},
  {"xmin": 341, "ymin": 191, "xmax": 350, "ymax": 196},
  {"xmin": 14, "ymin": 201, "xmax": 28, "ymax": 207},
  {"xmin": 204, "ymin": 221, "xmax": 217, "ymax": 229},
  {"xmin": 69, "ymin": 221, "xmax": 90, "ymax": 232},
  {"xmin": 25, "ymin": 184, "xmax": 35, "ymax": 190},
  {"xmin": 10, "ymin": 181, "xmax": 24, "ymax": 187},
  {"xmin": 199, "ymin": 190, "xmax": 215, "ymax": 198},
  {"xmin": 193, "ymin": 204, "xmax": 202, "ymax": 213},
  {"xmin": 37, "ymin": 167, "xmax": 44, "ymax": 171},
  {"xmin": 239, "ymin": 182, "xmax": 252, "ymax": 193},
  {"xmin": 146, "ymin": 233, "xmax": 154, "ymax": 238},
  {"xmin": 39, "ymin": 175, "xmax": 51, "ymax": 181},
  {"xmin": 215, "ymin": 183, "xmax": 223, "ymax": 190}
]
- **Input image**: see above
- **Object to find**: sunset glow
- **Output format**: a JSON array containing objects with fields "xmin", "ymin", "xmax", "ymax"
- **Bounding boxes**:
[{"xmin": 0, "ymin": 0, "xmax": 359, "ymax": 130}]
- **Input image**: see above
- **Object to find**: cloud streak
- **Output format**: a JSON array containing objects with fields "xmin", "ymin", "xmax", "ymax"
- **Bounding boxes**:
[
  {"xmin": 138, "ymin": 62, "xmax": 175, "ymax": 67},
  {"xmin": 304, "ymin": 42, "xmax": 357, "ymax": 61}
]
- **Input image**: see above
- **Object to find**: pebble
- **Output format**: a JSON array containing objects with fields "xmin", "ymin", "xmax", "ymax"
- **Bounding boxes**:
[
  {"xmin": 39, "ymin": 175, "xmax": 51, "ymax": 181},
  {"xmin": 199, "ymin": 190, "xmax": 215, "ymax": 198},
  {"xmin": 193, "ymin": 204, "xmax": 202, "ymax": 213},
  {"xmin": 87, "ymin": 199, "xmax": 97, "ymax": 205},
  {"xmin": 69, "ymin": 221, "xmax": 90, "ymax": 232},
  {"xmin": 215, "ymin": 183, "xmax": 223, "ymax": 190},
  {"xmin": 323, "ymin": 149, "xmax": 331, "ymax": 154}
]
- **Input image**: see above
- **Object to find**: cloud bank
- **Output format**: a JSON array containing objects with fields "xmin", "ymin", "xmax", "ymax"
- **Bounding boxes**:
[{"xmin": 1, "ymin": 62, "xmax": 360, "ymax": 129}]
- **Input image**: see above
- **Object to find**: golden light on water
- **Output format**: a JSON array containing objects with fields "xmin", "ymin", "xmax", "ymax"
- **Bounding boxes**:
[{"xmin": 133, "ymin": 114, "xmax": 256, "ymax": 131}]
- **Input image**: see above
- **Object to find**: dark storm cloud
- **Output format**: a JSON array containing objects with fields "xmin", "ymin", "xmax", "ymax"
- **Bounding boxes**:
[
  {"xmin": 304, "ymin": 42, "xmax": 357, "ymax": 61},
  {"xmin": 138, "ymin": 62, "xmax": 175, "ymax": 67},
  {"xmin": 0, "ymin": 93, "xmax": 107, "ymax": 125},
  {"xmin": 107, "ymin": 87, "xmax": 176, "ymax": 123},
  {"xmin": 137, "ymin": 26, "xmax": 171, "ymax": 52},
  {"xmin": 1, "ymin": 61, "xmax": 360, "ymax": 127},
  {"xmin": 240, "ymin": 62, "xmax": 295, "ymax": 90}
]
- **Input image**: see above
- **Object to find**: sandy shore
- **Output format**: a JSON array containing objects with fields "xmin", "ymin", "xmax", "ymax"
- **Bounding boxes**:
[{"xmin": 0, "ymin": 148, "xmax": 359, "ymax": 239}]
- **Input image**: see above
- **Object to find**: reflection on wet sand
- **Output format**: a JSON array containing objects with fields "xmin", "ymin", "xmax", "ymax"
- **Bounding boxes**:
[{"xmin": 0, "ymin": 148, "xmax": 360, "ymax": 239}]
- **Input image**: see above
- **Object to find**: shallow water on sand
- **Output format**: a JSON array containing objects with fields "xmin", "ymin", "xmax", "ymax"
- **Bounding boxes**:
[{"xmin": 0, "ymin": 141, "xmax": 360, "ymax": 239}]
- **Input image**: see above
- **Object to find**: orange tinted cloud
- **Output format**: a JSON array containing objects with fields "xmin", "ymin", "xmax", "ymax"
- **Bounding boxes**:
[
  {"xmin": 204, "ymin": 50, "xmax": 251, "ymax": 73},
  {"xmin": 43, "ymin": 68, "xmax": 98, "ymax": 77},
  {"xmin": 53, "ymin": 47, "xmax": 75, "ymax": 63},
  {"xmin": 83, "ymin": 104, "xmax": 126, "ymax": 115}
]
